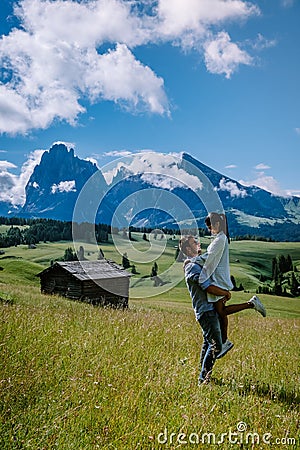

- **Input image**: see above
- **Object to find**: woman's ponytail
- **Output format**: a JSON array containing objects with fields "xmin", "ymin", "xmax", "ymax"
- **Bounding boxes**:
[{"xmin": 206, "ymin": 212, "xmax": 230, "ymax": 243}]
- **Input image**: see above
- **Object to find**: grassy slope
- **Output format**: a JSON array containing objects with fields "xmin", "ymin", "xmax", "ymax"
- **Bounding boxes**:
[
  {"xmin": 0, "ymin": 290, "xmax": 299, "ymax": 449},
  {"xmin": 0, "ymin": 238, "xmax": 299, "ymax": 449}
]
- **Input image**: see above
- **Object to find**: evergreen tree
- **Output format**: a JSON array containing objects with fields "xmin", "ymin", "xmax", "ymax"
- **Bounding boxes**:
[
  {"xmin": 63, "ymin": 247, "xmax": 77, "ymax": 261},
  {"xmin": 274, "ymin": 281, "xmax": 282, "ymax": 296},
  {"xmin": 286, "ymin": 254, "xmax": 293, "ymax": 272},
  {"xmin": 122, "ymin": 253, "xmax": 131, "ymax": 269},
  {"xmin": 230, "ymin": 275, "xmax": 237, "ymax": 291},
  {"xmin": 131, "ymin": 265, "xmax": 138, "ymax": 274},
  {"xmin": 151, "ymin": 262, "xmax": 158, "ymax": 277},
  {"xmin": 290, "ymin": 273, "xmax": 299, "ymax": 297},
  {"xmin": 278, "ymin": 255, "xmax": 288, "ymax": 274},
  {"xmin": 272, "ymin": 257, "xmax": 279, "ymax": 281}
]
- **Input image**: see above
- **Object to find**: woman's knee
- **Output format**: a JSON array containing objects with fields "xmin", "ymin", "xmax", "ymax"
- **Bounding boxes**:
[{"xmin": 214, "ymin": 299, "xmax": 226, "ymax": 318}]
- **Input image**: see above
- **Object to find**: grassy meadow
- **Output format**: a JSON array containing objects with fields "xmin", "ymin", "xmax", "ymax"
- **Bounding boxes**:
[{"xmin": 0, "ymin": 236, "xmax": 300, "ymax": 449}]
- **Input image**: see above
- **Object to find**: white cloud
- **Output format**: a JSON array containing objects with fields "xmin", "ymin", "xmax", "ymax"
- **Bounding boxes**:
[
  {"xmin": 239, "ymin": 173, "xmax": 285, "ymax": 196},
  {"xmin": 13, "ymin": 150, "xmax": 44, "ymax": 205},
  {"xmin": 0, "ymin": 0, "xmax": 169, "ymax": 134},
  {"xmin": 204, "ymin": 31, "xmax": 253, "ymax": 78},
  {"xmin": 0, "ymin": 161, "xmax": 17, "ymax": 170},
  {"xmin": 225, "ymin": 164, "xmax": 237, "ymax": 169},
  {"xmin": 286, "ymin": 189, "xmax": 300, "ymax": 198},
  {"xmin": 104, "ymin": 150, "xmax": 134, "ymax": 157},
  {"xmin": 281, "ymin": 0, "xmax": 294, "ymax": 7},
  {"xmin": 85, "ymin": 43, "xmax": 168, "ymax": 115},
  {"xmin": 218, "ymin": 177, "xmax": 247, "ymax": 197},
  {"xmin": 0, "ymin": 169, "xmax": 17, "ymax": 204},
  {"xmin": 0, "ymin": 149, "xmax": 44, "ymax": 205},
  {"xmin": 0, "ymin": 0, "xmax": 263, "ymax": 134},
  {"xmin": 255, "ymin": 163, "xmax": 271, "ymax": 170},
  {"xmin": 51, "ymin": 180, "xmax": 76, "ymax": 194},
  {"xmin": 251, "ymin": 33, "xmax": 277, "ymax": 51},
  {"xmin": 156, "ymin": 0, "xmax": 259, "ymax": 43},
  {"xmin": 102, "ymin": 151, "xmax": 203, "ymax": 190}
]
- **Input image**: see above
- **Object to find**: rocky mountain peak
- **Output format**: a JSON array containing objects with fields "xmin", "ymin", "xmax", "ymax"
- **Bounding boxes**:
[{"xmin": 21, "ymin": 143, "xmax": 102, "ymax": 220}]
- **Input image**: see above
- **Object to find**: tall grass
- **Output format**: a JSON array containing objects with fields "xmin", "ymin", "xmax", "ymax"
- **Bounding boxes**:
[
  {"xmin": 1, "ymin": 238, "xmax": 299, "ymax": 448},
  {"xmin": 1, "ymin": 287, "xmax": 299, "ymax": 449}
]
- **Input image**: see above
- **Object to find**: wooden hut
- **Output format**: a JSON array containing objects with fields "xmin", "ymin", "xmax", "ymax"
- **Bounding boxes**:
[{"xmin": 37, "ymin": 260, "xmax": 130, "ymax": 308}]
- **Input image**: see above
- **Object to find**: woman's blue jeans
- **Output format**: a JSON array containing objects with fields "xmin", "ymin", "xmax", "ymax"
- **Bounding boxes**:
[{"xmin": 198, "ymin": 310, "xmax": 222, "ymax": 382}]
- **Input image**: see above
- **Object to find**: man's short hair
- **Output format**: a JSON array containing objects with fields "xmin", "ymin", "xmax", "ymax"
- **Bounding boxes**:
[{"xmin": 179, "ymin": 235, "xmax": 195, "ymax": 257}]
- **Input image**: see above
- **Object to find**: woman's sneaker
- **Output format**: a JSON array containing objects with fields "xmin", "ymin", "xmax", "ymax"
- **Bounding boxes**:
[
  {"xmin": 248, "ymin": 295, "xmax": 266, "ymax": 317},
  {"xmin": 217, "ymin": 339, "xmax": 234, "ymax": 359}
]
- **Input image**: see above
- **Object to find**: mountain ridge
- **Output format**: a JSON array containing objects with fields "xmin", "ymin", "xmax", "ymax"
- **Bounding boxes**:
[{"xmin": 1, "ymin": 144, "xmax": 299, "ymax": 240}]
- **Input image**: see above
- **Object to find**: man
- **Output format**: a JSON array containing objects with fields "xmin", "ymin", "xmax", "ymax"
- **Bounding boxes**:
[{"xmin": 180, "ymin": 235, "xmax": 266, "ymax": 385}]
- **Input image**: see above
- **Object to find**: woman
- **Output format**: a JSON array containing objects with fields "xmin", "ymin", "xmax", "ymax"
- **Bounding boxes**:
[{"xmin": 197, "ymin": 212, "xmax": 266, "ymax": 357}]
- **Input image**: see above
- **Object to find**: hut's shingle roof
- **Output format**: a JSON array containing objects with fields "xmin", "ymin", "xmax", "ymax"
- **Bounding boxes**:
[{"xmin": 37, "ymin": 260, "xmax": 131, "ymax": 281}]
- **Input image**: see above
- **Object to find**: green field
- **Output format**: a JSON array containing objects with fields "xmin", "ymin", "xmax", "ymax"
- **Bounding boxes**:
[{"xmin": 0, "ymin": 238, "xmax": 299, "ymax": 449}]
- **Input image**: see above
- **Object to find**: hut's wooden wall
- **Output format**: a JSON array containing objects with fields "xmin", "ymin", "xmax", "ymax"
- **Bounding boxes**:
[{"xmin": 40, "ymin": 266, "xmax": 128, "ymax": 308}]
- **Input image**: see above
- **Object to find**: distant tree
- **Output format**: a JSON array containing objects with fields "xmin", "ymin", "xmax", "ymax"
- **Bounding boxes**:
[
  {"xmin": 231, "ymin": 275, "xmax": 237, "ymax": 291},
  {"xmin": 128, "ymin": 231, "xmax": 137, "ymax": 241},
  {"xmin": 151, "ymin": 262, "xmax": 158, "ymax": 277},
  {"xmin": 274, "ymin": 281, "xmax": 282, "ymax": 296},
  {"xmin": 286, "ymin": 254, "xmax": 293, "ymax": 272},
  {"xmin": 131, "ymin": 265, "xmax": 138, "ymax": 274},
  {"xmin": 272, "ymin": 257, "xmax": 279, "ymax": 281},
  {"xmin": 64, "ymin": 247, "xmax": 77, "ymax": 261},
  {"xmin": 122, "ymin": 252, "xmax": 130, "ymax": 269},
  {"xmin": 290, "ymin": 273, "xmax": 299, "ymax": 297},
  {"xmin": 7, "ymin": 226, "xmax": 23, "ymax": 246}
]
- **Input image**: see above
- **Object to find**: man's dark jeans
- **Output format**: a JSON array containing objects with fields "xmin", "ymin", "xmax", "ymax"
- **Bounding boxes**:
[{"xmin": 198, "ymin": 310, "xmax": 222, "ymax": 383}]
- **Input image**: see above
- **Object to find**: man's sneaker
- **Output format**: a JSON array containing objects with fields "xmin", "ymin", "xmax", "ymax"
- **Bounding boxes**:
[
  {"xmin": 248, "ymin": 295, "xmax": 266, "ymax": 317},
  {"xmin": 216, "ymin": 339, "xmax": 234, "ymax": 359}
]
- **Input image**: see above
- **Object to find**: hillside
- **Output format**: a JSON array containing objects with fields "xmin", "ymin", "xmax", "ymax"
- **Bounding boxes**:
[
  {"xmin": 0, "ymin": 236, "xmax": 299, "ymax": 306},
  {"xmin": 0, "ymin": 274, "xmax": 299, "ymax": 449}
]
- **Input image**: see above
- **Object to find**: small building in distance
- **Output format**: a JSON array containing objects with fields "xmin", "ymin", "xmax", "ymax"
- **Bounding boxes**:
[{"xmin": 37, "ymin": 260, "xmax": 130, "ymax": 308}]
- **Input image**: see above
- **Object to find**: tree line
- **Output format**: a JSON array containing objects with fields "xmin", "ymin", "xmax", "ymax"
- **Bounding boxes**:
[
  {"xmin": 257, "ymin": 254, "xmax": 299, "ymax": 297},
  {"xmin": 0, "ymin": 217, "xmax": 207, "ymax": 248},
  {"xmin": 0, "ymin": 217, "xmax": 111, "ymax": 248}
]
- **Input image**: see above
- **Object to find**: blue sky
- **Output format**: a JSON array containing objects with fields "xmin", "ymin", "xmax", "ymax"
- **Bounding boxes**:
[{"xmin": 0, "ymin": 0, "xmax": 300, "ymax": 206}]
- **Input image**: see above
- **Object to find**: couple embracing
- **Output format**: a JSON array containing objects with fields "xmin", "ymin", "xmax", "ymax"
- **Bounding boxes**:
[{"xmin": 180, "ymin": 212, "xmax": 266, "ymax": 385}]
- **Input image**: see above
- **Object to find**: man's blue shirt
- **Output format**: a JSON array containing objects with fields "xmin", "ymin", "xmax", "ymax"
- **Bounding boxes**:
[{"xmin": 184, "ymin": 261, "xmax": 214, "ymax": 320}]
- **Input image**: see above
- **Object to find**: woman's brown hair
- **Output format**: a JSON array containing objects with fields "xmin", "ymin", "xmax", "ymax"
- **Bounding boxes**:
[{"xmin": 205, "ymin": 212, "xmax": 230, "ymax": 243}]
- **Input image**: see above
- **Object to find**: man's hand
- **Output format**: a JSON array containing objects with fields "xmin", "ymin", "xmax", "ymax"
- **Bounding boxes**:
[
  {"xmin": 223, "ymin": 291, "xmax": 231, "ymax": 302},
  {"xmin": 183, "ymin": 259, "xmax": 191, "ymax": 269},
  {"xmin": 206, "ymin": 285, "xmax": 231, "ymax": 299}
]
